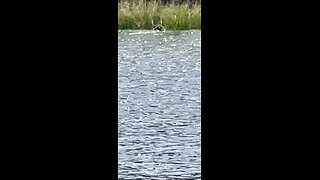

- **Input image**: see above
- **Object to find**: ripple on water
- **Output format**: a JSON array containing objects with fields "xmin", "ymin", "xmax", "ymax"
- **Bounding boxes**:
[{"xmin": 118, "ymin": 30, "xmax": 201, "ymax": 179}]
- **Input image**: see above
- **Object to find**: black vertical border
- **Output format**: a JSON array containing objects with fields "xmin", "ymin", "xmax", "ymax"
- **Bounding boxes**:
[
  {"xmin": 202, "ymin": 1, "xmax": 319, "ymax": 179},
  {"xmin": 1, "ymin": 1, "xmax": 118, "ymax": 179}
]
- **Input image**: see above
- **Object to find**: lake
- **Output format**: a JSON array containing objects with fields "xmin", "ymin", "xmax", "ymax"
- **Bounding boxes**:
[{"xmin": 118, "ymin": 30, "xmax": 201, "ymax": 179}]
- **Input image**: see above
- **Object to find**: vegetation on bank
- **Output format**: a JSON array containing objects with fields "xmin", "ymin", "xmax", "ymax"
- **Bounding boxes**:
[{"xmin": 118, "ymin": 0, "xmax": 201, "ymax": 30}]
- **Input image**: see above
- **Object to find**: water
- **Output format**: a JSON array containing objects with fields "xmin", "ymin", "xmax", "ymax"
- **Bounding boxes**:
[{"xmin": 118, "ymin": 30, "xmax": 201, "ymax": 179}]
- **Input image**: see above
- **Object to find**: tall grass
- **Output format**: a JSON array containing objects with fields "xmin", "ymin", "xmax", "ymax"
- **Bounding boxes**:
[{"xmin": 118, "ymin": 0, "xmax": 201, "ymax": 30}]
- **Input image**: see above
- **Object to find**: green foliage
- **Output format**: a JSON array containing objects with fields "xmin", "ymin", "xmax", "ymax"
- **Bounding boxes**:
[{"xmin": 118, "ymin": 0, "xmax": 201, "ymax": 30}]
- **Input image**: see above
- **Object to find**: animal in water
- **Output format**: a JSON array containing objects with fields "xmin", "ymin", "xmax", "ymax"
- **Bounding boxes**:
[
  {"xmin": 152, "ymin": 16, "xmax": 166, "ymax": 31},
  {"xmin": 153, "ymin": 24, "xmax": 166, "ymax": 31}
]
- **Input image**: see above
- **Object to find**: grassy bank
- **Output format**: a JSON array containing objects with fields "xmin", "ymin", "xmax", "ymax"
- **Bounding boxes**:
[{"xmin": 118, "ymin": 0, "xmax": 201, "ymax": 30}]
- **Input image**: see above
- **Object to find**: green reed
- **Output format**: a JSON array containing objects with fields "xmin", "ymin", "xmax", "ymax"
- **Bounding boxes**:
[{"xmin": 118, "ymin": 0, "xmax": 201, "ymax": 30}]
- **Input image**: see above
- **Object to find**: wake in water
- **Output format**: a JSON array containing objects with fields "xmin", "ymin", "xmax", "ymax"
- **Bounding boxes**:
[{"xmin": 126, "ymin": 30, "xmax": 165, "ymax": 35}]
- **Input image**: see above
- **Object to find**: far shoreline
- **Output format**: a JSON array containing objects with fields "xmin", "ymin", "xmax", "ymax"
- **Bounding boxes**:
[{"xmin": 118, "ymin": 0, "xmax": 201, "ymax": 30}]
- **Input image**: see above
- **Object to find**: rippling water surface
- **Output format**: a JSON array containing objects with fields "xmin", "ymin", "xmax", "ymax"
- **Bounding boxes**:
[{"xmin": 118, "ymin": 30, "xmax": 201, "ymax": 179}]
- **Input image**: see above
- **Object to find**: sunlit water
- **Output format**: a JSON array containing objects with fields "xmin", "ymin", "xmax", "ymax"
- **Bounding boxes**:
[{"xmin": 118, "ymin": 30, "xmax": 201, "ymax": 179}]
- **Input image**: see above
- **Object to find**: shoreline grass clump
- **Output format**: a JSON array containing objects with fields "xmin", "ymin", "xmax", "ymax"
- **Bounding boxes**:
[{"xmin": 118, "ymin": 0, "xmax": 201, "ymax": 30}]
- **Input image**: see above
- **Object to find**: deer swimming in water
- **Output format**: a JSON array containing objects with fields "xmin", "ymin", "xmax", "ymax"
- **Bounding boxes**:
[{"xmin": 152, "ymin": 15, "xmax": 166, "ymax": 31}]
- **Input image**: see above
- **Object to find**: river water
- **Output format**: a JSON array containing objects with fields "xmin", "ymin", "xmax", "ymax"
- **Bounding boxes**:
[{"xmin": 118, "ymin": 30, "xmax": 201, "ymax": 179}]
